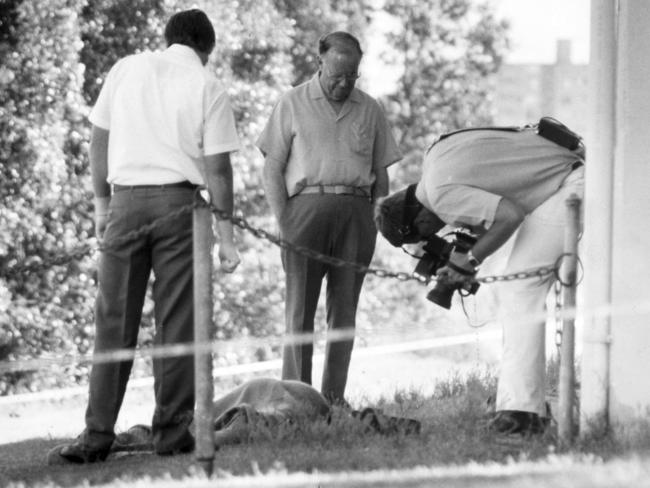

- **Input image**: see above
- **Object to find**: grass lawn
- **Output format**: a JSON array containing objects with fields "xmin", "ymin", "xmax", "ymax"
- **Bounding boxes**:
[{"xmin": 3, "ymin": 369, "xmax": 650, "ymax": 487}]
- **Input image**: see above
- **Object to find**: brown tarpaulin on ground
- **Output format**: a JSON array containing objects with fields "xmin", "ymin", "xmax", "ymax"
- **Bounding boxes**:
[{"xmin": 111, "ymin": 377, "xmax": 420, "ymax": 453}]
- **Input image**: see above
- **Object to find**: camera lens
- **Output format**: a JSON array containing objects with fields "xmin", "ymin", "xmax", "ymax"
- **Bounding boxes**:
[{"xmin": 426, "ymin": 282, "xmax": 455, "ymax": 309}]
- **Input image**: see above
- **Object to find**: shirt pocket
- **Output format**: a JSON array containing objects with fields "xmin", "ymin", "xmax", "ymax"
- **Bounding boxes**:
[{"xmin": 350, "ymin": 121, "xmax": 373, "ymax": 157}]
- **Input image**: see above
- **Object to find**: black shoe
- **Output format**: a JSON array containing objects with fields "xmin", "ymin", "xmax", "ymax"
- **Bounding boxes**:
[
  {"xmin": 155, "ymin": 434, "xmax": 195, "ymax": 456},
  {"xmin": 488, "ymin": 410, "xmax": 549, "ymax": 436},
  {"xmin": 156, "ymin": 440, "xmax": 194, "ymax": 456},
  {"xmin": 47, "ymin": 439, "xmax": 110, "ymax": 465}
]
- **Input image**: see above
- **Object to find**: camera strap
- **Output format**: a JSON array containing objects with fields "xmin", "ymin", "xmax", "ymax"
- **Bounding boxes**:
[
  {"xmin": 445, "ymin": 260, "xmax": 476, "ymax": 277},
  {"xmin": 403, "ymin": 184, "xmax": 421, "ymax": 218},
  {"xmin": 426, "ymin": 125, "xmax": 524, "ymax": 154},
  {"xmin": 398, "ymin": 183, "xmax": 424, "ymax": 243}
]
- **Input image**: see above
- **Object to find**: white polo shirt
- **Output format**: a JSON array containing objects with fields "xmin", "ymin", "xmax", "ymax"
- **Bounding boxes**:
[{"xmin": 89, "ymin": 44, "xmax": 240, "ymax": 185}]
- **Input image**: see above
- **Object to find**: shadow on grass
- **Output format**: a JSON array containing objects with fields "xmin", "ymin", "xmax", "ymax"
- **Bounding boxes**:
[
  {"xmin": 0, "ymin": 436, "xmax": 197, "ymax": 487},
  {"xmin": 0, "ymin": 413, "xmax": 555, "ymax": 487},
  {"xmin": 3, "ymin": 368, "xmax": 647, "ymax": 487}
]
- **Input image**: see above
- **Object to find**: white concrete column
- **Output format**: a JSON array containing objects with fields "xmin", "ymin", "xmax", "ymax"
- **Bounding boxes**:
[
  {"xmin": 580, "ymin": 0, "xmax": 616, "ymax": 434},
  {"xmin": 608, "ymin": 0, "xmax": 650, "ymax": 425}
]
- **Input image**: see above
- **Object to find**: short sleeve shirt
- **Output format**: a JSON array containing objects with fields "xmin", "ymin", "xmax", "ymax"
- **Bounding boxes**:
[
  {"xmin": 255, "ymin": 75, "xmax": 402, "ymax": 197},
  {"xmin": 415, "ymin": 129, "xmax": 584, "ymax": 230},
  {"xmin": 89, "ymin": 44, "xmax": 240, "ymax": 185}
]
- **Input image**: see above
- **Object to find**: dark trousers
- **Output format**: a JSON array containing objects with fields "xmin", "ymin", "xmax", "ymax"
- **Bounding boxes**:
[
  {"xmin": 84, "ymin": 187, "xmax": 195, "ymax": 453},
  {"xmin": 280, "ymin": 194, "xmax": 376, "ymax": 402}
]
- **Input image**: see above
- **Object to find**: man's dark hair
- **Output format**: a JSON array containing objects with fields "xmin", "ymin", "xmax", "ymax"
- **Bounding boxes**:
[
  {"xmin": 318, "ymin": 31, "xmax": 363, "ymax": 58},
  {"xmin": 164, "ymin": 9, "xmax": 215, "ymax": 55}
]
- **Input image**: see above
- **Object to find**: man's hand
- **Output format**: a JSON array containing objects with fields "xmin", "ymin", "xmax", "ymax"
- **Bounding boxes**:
[
  {"xmin": 436, "ymin": 250, "xmax": 477, "ymax": 289},
  {"xmin": 94, "ymin": 196, "xmax": 111, "ymax": 241},
  {"xmin": 218, "ymin": 241, "xmax": 240, "ymax": 273}
]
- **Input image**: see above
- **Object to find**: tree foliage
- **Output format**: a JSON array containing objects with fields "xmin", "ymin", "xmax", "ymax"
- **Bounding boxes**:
[
  {"xmin": 273, "ymin": 0, "xmax": 373, "ymax": 86},
  {"xmin": 178, "ymin": 0, "xmax": 294, "ymax": 354},
  {"xmin": 79, "ymin": 0, "xmax": 166, "ymax": 104},
  {"xmin": 0, "ymin": 0, "xmax": 94, "ymax": 393},
  {"xmin": 0, "ymin": 0, "xmax": 509, "ymax": 394},
  {"xmin": 382, "ymin": 0, "xmax": 509, "ymax": 185}
]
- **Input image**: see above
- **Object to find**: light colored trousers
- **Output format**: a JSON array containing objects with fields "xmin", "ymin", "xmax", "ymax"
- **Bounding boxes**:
[{"xmin": 495, "ymin": 166, "xmax": 584, "ymax": 416}]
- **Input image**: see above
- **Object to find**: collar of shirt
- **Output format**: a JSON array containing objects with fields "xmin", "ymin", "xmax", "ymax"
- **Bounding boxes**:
[
  {"xmin": 307, "ymin": 73, "xmax": 363, "ymax": 104},
  {"xmin": 164, "ymin": 43, "xmax": 205, "ymax": 68}
]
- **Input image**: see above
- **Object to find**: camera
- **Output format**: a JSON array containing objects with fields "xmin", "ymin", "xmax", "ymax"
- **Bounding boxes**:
[{"xmin": 413, "ymin": 229, "xmax": 480, "ymax": 309}]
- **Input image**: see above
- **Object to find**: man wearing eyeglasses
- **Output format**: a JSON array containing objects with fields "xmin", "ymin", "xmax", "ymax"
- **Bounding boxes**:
[{"xmin": 256, "ymin": 31, "xmax": 401, "ymax": 405}]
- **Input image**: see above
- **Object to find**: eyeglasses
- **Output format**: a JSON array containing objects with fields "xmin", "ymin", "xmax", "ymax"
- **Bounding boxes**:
[
  {"xmin": 323, "ymin": 65, "xmax": 360, "ymax": 84},
  {"xmin": 330, "ymin": 73, "xmax": 360, "ymax": 84}
]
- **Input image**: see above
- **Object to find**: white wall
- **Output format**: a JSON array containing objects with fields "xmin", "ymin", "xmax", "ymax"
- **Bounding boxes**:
[
  {"xmin": 582, "ymin": 0, "xmax": 650, "ymax": 430},
  {"xmin": 608, "ymin": 0, "xmax": 650, "ymax": 423}
]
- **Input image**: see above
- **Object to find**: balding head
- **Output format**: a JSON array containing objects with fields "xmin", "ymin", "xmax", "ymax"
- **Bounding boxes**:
[
  {"xmin": 318, "ymin": 31, "xmax": 363, "ymax": 58},
  {"xmin": 317, "ymin": 31, "xmax": 363, "ymax": 102}
]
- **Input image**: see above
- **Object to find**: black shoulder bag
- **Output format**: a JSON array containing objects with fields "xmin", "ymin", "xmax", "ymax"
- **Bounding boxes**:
[{"xmin": 537, "ymin": 116, "xmax": 583, "ymax": 150}]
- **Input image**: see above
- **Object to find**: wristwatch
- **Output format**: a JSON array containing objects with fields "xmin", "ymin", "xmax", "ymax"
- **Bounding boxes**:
[{"xmin": 467, "ymin": 251, "xmax": 481, "ymax": 268}]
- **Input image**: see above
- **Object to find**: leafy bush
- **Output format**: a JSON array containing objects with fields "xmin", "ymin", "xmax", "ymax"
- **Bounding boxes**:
[
  {"xmin": 0, "ymin": 0, "xmax": 508, "ymax": 394},
  {"xmin": 0, "ymin": 0, "xmax": 95, "ymax": 393}
]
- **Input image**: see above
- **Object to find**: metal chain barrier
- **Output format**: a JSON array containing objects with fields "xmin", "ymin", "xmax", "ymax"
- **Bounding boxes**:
[
  {"xmin": 0, "ymin": 197, "xmax": 586, "ymax": 383},
  {"xmin": 206, "ymin": 201, "xmax": 569, "ymax": 286},
  {"xmin": 477, "ymin": 265, "xmax": 558, "ymax": 284},
  {"xmin": 1, "ymin": 196, "xmax": 577, "ymax": 288},
  {"xmin": 554, "ymin": 279, "xmax": 564, "ymax": 354},
  {"xmin": 205, "ymin": 201, "xmax": 427, "ymax": 284},
  {"xmin": 551, "ymin": 252, "xmax": 585, "ymax": 354},
  {"xmin": 1, "ymin": 244, "xmax": 94, "ymax": 280},
  {"xmin": 0, "ymin": 203, "xmax": 196, "ymax": 280},
  {"xmin": 98, "ymin": 203, "xmax": 195, "ymax": 252}
]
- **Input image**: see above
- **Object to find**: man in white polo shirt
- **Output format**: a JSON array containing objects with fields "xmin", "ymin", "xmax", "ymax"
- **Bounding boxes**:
[
  {"xmin": 256, "ymin": 32, "xmax": 402, "ymax": 404},
  {"xmin": 48, "ymin": 9, "xmax": 240, "ymax": 464}
]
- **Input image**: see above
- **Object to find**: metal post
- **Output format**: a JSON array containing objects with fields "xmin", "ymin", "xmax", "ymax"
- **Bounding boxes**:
[
  {"xmin": 558, "ymin": 193, "xmax": 581, "ymax": 445},
  {"xmin": 193, "ymin": 193, "xmax": 215, "ymax": 476}
]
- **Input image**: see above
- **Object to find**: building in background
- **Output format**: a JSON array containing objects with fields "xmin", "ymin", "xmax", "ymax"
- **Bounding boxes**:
[{"xmin": 493, "ymin": 40, "xmax": 588, "ymax": 137}]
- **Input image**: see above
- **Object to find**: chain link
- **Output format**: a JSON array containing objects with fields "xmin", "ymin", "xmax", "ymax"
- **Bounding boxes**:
[
  {"xmin": 0, "ymin": 203, "xmax": 197, "ymax": 280},
  {"xmin": 553, "ymin": 279, "xmax": 564, "ymax": 353},
  {"xmin": 209, "ymin": 203, "xmax": 572, "ymax": 285},
  {"xmin": 97, "ymin": 203, "xmax": 195, "ymax": 252},
  {"xmin": 0, "ymin": 243, "xmax": 94, "ymax": 280},
  {"xmin": 207, "ymin": 202, "xmax": 428, "ymax": 284},
  {"xmin": 477, "ymin": 264, "xmax": 558, "ymax": 284},
  {"xmin": 2, "ymin": 196, "xmax": 574, "ymax": 289}
]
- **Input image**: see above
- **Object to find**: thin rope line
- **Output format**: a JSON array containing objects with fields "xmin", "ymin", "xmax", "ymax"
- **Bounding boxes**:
[{"xmin": 0, "ymin": 330, "xmax": 502, "ymax": 406}]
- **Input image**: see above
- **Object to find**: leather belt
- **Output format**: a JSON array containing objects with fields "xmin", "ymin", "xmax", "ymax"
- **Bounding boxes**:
[
  {"xmin": 113, "ymin": 181, "xmax": 198, "ymax": 192},
  {"xmin": 297, "ymin": 185, "xmax": 371, "ymax": 198}
]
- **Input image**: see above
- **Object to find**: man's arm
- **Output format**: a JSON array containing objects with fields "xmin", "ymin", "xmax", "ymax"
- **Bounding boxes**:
[
  {"xmin": 202, "ymin": 152, "xmax": 240, "ymax": 273},
  {"xmin": 438, "ymin": 197, "xmax": 525, "ymax": 283},
  {"xmin": 371, "ymin": 101, "xmax": 401, "ymax": 201},
  {"xmin": 262, "ymin": 155, "xmax": 289, "ymax": 223},
  {"xmin": 471, "ymin": 197, "xmax": 525, "ymax": 263},
  {"xmin": 89, "ymin": 125, "xmax": 110, "ymax": 239},
  {"xmin": 372, "ymin": 166, "xmax": 389, "ymax": 202}
]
